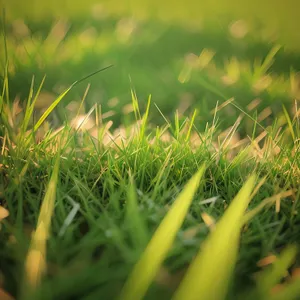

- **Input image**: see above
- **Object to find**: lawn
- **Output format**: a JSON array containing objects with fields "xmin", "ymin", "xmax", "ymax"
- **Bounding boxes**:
[{"xmin": 0, "ymin": 1, "xmax": 300, "ymax": 300}]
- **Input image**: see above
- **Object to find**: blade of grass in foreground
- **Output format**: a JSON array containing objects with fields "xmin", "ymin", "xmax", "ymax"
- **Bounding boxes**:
[
  {"xmin": 21, "ymin": 154, "xmax": 60, "ymax": 299},
  {"xmin": 173, "ymin": 175, "xmax": 256, "ymax": 300},
  {"xmin": 258, "ymin": 245, "xmax": 297, "ymax": 299},
  {"xmin": 119, "ymin": 165, "xmax": 206, "ymax": 300}
]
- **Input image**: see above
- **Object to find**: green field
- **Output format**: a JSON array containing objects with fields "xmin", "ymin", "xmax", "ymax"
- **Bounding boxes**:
[{"xmin": 0, "ymin": 1, "xmax": 300, "ymax": 300}]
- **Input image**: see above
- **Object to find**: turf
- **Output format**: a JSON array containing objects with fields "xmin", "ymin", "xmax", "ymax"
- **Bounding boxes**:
[{"xmin": 1, "ymin": 2, "xmax": 300, "ymax": 300}]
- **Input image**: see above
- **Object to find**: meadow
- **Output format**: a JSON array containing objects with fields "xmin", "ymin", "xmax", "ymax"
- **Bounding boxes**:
[{"xmin": 0, "ymin": 1, "xmax": 300, "ymax": 299}]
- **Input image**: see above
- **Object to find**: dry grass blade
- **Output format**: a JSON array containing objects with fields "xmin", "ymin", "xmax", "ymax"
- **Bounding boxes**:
[
  {"xmin": 119, "ymin": 165, "xmax": 206, "ymax": 300},
  {"xmin": 0, "ymin": 206, "xmax": 9, "ymax": 220},
  {"xmin": 173, "ymin": 175, "xmax": 256, "ymax": 300}
]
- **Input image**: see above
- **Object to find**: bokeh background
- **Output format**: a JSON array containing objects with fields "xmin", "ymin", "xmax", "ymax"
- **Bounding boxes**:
[{"xmin": 1, "ymin": 0, "xmax": 300, "ymax": 131}]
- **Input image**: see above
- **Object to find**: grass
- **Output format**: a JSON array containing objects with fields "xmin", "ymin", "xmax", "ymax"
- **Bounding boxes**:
[
  {"xmin": 1, "ymin": 3, "xmax": 300, "ymax": 300},
  {"xmin": 0, "ymin": 78, "xmax": 299, "ymax": 299}
]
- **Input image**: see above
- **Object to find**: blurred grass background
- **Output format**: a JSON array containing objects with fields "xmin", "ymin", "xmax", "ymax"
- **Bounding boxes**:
[{"xmin": 1, "ymin": 0, "xmax": 300, "ymax": 130}]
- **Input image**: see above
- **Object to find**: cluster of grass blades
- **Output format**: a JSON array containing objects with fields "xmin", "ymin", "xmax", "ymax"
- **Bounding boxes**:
[
  {"xmin": 9, "ymin": 158, "xmax": 298, "ymax": 300},
  {"xmin": 0, "ymin": 64, "xmax": 113, "ymax": 150},
  {"xmin": 119, "ymin": 169, "xmax": 299, "ymax": 300},
  {"xmin": 1, "ymin": 21, "xmax": 299, "ymax": 299}
]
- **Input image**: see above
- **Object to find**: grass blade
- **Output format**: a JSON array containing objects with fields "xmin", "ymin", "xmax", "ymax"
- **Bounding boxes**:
[
  {"xmin": 21, "ymin": 153, "xmax": 60, "ymax": 299},
  {"xmin": 268, "ymin": 277, "xmax": 300, "ymax": 300},
  {"xmin": 125, "ymin": 176, "xmax": 148, "ymax": 251},
  {"xmin": 139, "ymin": 95, "xmax": 151, "ymax": 140},
  {"xmin": 33, "ymin": 65, "xmax": 113, "ymax": 132},
  {"xmin": 258, "ymin": 45, "xmax": 281, "ymax": 77},
  {"xmin": 22, "ymin": 75, "xmax": 46, "ymax": 134},
  {"xmin": 119, "ymin": 164, "xmax": 206, "ymax": 300},
  {"xmin": 173, "ymin": 175, "xmax": 256, "ymax": 300},
  {"xmin": 257, "ymin": 245, "xmax": 297, "ymax": 298}
]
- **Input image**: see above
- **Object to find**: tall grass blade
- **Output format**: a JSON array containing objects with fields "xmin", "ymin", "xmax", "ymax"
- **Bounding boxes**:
[
  {"xmin": 22, "ymin": 76, "xmax": 46, "ymax": 135},
  {"xmin": 1, "ymin": 8, "xmax": 9, "ymax": 107},
  {"xmin": 125, "ymin": 176, "xmax": 148, "ymax": 251},
  {"xmin": 173, "ymin": 175, "xmax": 256, "ymax": 300},
  {"xmin": 185, "ymin": 109, "xmax": 197, "ymax": 142},
  {"xmin": 33, "ymin": 65, "xmax": 113, "ymax": 132},
  {"xmin": 119, "ymin": 165, "xmax": 206, "ymax": 300},
  {"xmin": 21, "ymin": 153, "xmax": 60, "ymax": 299},
  {"xmin": 139, "ymin": 95, "xmax": 151, "ymax": 140}
]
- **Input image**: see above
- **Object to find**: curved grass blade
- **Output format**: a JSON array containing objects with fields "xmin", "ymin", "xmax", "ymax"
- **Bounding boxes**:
[
  {"xmin": 33, "ymin": 65, "xmax": 113, "ymax": 132},
  {"xmin": 119, "ymin": 164, "xmax": 206, "ymax": 300},
  {"xmin": 173, "ymin": 175, "xmax": 256, "ymax": 300}
]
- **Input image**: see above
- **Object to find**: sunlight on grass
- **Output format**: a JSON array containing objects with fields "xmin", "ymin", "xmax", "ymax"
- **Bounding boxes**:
[
  {"xmin": 173, "ymin": 175, "xmax": 256, "ymax": 300},
  {"xmin": 119, "ymin": 165, "xmax": 206, "ymax": 300},
  {"xmin": 22, "ymin": 153, "xmax": 60, "ymax": 297},
  {"xmin": 1, "ymin": 6, "xmax": 300, "ymax": 299}
]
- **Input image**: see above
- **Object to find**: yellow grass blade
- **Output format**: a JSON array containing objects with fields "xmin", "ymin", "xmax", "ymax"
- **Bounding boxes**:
[
  {"xmin": 22, "ymin": 154, "xmax": 60, "ymax": 297},
  {"xmin": 33, "ymin": 86, "xmax": 72, "ymax": 132},
  {"xmin": 119, "ymin": 165, "xmax": 206, "ymax": 300},
  {"xmin": 268, "ymin": 277, "xmax": 300, "ymax": 300},
  {"xmin": 258, "ymin": 245, "xmax": 297, "ymax": 298},
  {"xmin": 173, "ymin": 175, "xmax": 256, "ymax": 300}
]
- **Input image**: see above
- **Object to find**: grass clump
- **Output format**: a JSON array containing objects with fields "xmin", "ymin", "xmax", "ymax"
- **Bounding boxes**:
[
  {"xmin": 0, "ymin": 8, "xmax": 300, "ymax": 299},
  {"xmin": 0, "ymin": 72, "xmax": 299, "ymax": 299}
]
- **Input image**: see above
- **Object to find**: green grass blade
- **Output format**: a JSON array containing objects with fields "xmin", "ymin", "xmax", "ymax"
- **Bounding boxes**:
[
  {"xmin": 242, "ymin": 190, "xmax": 294, "ymax": 225},
  {"xmin": 257, "ymin": 245, "xmax": 297, "ymax": 298},
  {"xmin": 185, "ymin": 109, "xmax": 197, "ymax": 142},
  {"xmin": 22, "ymin": 75, "xmax": 46, "ymax": 134},
  {"xmin": 139, "ymin": 95, "xmax": 151, "ymax": 140},
  {"xmin": 258, "ymin": 44, "xmax": 281, "ymax": 77},
  {"xmin": 173, "ymin": 175, "xmax": 256, "ymax": 300},
  {"xmin": 268, "ymin": 277, "xmax": 300, "ymax": 300},
  {"xmin": 33, "ymin": 85, "xmax": 73, "ymax": 132},
  {"xmin": 131, "ymin": 88, "xmax": 141, "ymax": 121},
  {"xmin": 119, "ymin": 165, "xmax": 206, "ymax": 300},
  {"xmin": 282, "ymin": 104, "xmax": 296, "ymax": 141},
  {"xmin": 33, "ymin": 65, "xmax": 113, "ymax": 132},
  {"xmin": 125, "ymin": 176, "xmax": 148, "ymax": 251},
  {"xmin": 21, "ymin": 153, "xmax": 60, "ymax": 299}
]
